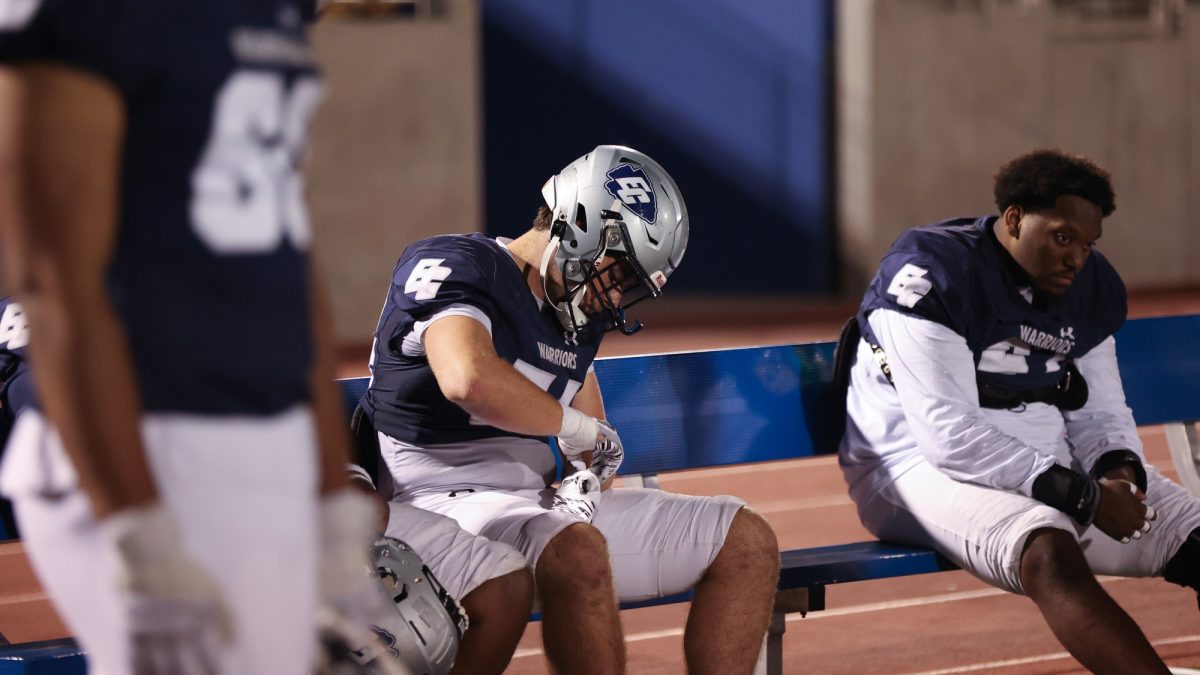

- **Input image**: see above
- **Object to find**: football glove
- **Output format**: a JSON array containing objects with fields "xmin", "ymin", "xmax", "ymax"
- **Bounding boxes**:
[
  {"xmin": 100, "ymin": 503, "xmax": 232, "ymax": 675},
  {"xmin": 551, "ymin": 470, "xmax": 601, "ymax": 523},
  {"xmin": 590, "ymin": 419, "xmax": 624, "ymax": 484}
]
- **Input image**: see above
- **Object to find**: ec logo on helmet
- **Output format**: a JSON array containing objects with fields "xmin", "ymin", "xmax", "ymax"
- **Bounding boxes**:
[{"xmin": 604, "ymin": 164, "xmax": 657, "ymax": 224}]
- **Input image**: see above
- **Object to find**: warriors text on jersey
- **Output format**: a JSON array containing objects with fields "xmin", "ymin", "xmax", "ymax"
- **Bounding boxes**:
[
  {"xmin": 0, "ymin": 0, "xmax": 323, "ymax": 414},
  {"xmin": 362, "ymin": 234, "xmax": 600, "ymax": 449}
]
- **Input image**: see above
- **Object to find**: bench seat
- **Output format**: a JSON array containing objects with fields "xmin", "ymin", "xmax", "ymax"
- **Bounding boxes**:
[{"xmin": 3, "ymin": 313, "xmax": 1197, "ymax": 674}]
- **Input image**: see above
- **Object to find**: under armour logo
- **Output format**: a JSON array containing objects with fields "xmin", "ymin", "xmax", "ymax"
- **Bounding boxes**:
[
  {"xmin": 604, "ymin": 164, "xmax": 657, "ymax": 223},
  {"xmin": 1060, "ymin": 326, "xmax": 1075, "ymax": 340}
]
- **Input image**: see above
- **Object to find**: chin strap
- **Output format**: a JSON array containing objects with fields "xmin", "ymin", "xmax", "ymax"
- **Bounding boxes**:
[{"xmin": 539, "ymin": 229, "xmax": 588, "ymax": 344}]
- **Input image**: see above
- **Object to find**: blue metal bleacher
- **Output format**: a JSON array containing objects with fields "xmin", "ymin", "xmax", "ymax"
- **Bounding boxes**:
[{"xmin": 6, "ymin": 314, "xmax": 1200, "ymax": 674}]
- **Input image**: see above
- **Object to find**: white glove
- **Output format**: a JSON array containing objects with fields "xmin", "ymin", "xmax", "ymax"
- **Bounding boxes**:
[
  {"xmin": 590, "ymin": 420, "xmax": 624, "ymax": 484},
  {"xmin": 319, "ymin": 489, "xmax": 402, "ymax": 623},
  {"xmin": 318, "ymin": 490, "xmax": 418, "ymax": 675},
  {"xmin": 557, "ymin": 403, "xmax": 599, "ymax": 467},
  {"xmin": 101, "ymin": 503, "xmax": 232, "ymax": 675},
  {"xmin": 551, "ymin": 470, "xmax": 601, "ymax": 523}
]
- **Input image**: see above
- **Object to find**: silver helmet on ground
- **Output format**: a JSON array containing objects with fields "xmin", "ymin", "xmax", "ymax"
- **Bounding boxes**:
[{"xmin": 319, "ymin": 537, "xmax": 467, "ymax": 675}]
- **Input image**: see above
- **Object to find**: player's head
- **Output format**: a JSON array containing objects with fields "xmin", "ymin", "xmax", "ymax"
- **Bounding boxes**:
[
  {"xmin": 992, "ymin": 149, "xmax": 1114, "ymax": 297},
  {"xmin": 536, "ymin": 145, "xmax": 688, "ymax": 340}
]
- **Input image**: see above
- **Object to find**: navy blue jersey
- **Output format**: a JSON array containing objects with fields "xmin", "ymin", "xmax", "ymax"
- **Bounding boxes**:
[
  {"xmin": 0, "ymin": 297, "xmax": 34, "ymax": 445},
  {"xmin": 858, "ymin": 216, "xmax": 1126, "ymax": 395},
  {"xmin": 0, "ymin": 1, "xmax": 322, "ymax": 415},
  {"xmin": 362, "ymin": 234, "xmax": 601, "ymax": 445}
]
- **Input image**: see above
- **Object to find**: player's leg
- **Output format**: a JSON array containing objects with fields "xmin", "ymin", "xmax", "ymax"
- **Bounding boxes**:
[
  {"xmin": 685, "ymin": 507, "xmax": 778, "ymax": 675},
  {"xmin": 1020, "ymin": 527, "xmax": 1166, "ymax": 674},
  {"xmin": 536, "ymin": 522, "xmax": 624, "ymax": 674},
  {"xmin": 384, "ymin": 502, "xmax": 532, "ymax": 675},
  {"xmin": 413, "ymin": 489, "xmax": 626, "ymax": 675},
  {"xmin": 143, "ymin": 408, "xmax": 320, "ymax": 675},
  {"xmin": 590, "ymin": 488, "xmax": 777, "ymax": 674},
  {"xmin": 859, "ymin": 461, "xmax": 1166, "ymax": 674},
  {"xmin": 454, "ymin": 569, "xmax": 533, "ymax": 675}
]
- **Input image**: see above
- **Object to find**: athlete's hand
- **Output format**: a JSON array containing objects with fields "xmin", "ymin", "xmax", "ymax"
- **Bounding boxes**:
[
  {"xmin": 1102, "ymin": 464, "xmax": 1140, "ymax": 487},
  {"xmin": 319, "ymin": 489, "xmax": 402, "ymax": 624},
  {"xmin": 551, "ymin": 470, "xmax": 601, "ymax": 522},
  {"xmin": 101, "ymin": 503, "xmax": 232, "ymax": 675},
  {"xmin": 590, "ymin": 420, "xmax": 624, "ymax": 485},
  {"xmin": 1094, "ymin": 478, "xmax": 1156, "ymax": 544}
]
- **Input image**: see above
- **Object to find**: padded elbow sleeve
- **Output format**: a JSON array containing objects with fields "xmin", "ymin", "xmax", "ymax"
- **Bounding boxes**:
[{"xmin": 1031, "ymin": 465, "xmax": 1100, "ymax": 527}]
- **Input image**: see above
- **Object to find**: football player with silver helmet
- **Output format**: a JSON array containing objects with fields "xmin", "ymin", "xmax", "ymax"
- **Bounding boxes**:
[
  {"xmin": 360, "ymin": 145, "xmax": 780, "ymax": 674},
  {"xmin": 537, "ymin": 145, "xmax": 688, "ymax": 342}
]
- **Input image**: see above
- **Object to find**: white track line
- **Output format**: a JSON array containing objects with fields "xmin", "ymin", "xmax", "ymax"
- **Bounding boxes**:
[
  {"xmin": 906, "ymin": 634, "xmax": 1200, "ymax": 674},
  {"xmin": 0, "ymin": 591, "xmax": 48, "ymax": 605},
  {"xmin": 754, "ymin": 494, "xmax": 853, "ymax": 513},
  {"xmin": 656, "ymin": 455, "xmax": 840, "ymax": 481},
  {"xmin": 512, "ymin": 579, "xmax": 1129, "ymax": 660}
]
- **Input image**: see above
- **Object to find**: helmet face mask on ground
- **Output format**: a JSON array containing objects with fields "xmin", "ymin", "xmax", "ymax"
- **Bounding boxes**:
[
  {"xmin": 319, "ymin": 537, "xmax": 467, "ymax": 675},
  {"xmin": 541, "ymin": 145, "xmax": 689, "ymax": 340},
  {"xmin": 370, "ymin": 537, "xmax": 466, "ymax": 674}
]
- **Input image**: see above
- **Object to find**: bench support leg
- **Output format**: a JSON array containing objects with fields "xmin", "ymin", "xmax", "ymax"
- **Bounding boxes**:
[
  {"xmin": 753, "ymin": 612, "xmax": 786, "ymax": 675},
  {"xmin": 1166, "ymin": 421, "xmax": 1200, "ymax": 497}
]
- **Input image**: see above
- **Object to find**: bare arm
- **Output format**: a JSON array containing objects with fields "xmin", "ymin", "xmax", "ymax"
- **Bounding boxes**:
[
  {"xmin": 569, "ymin": 370, "xmax": 605, "ymax": 420},
  {"xmin": 424, "ymin": 315, "xmax": 566, "ymax": 436},
  {"xmin": 0, "ymin": 65, "xmax": 156, "ymax": 518},
  {"xmin": 307, "ymin": 261, "xmax": 355, "ymax": 495}
]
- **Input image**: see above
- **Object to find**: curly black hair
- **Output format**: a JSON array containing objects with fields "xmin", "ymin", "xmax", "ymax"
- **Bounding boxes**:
[{"xmin": 993, "ymin": 149, "xmax": 1115, "ymax": 217}]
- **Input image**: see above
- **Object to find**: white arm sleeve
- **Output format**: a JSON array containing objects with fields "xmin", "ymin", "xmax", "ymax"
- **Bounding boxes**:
[
  {"xmin": 400, "ymin": 304, "xmax": 492, "ymax": 357},
  {"xmin": 870, "ymin": 309, "xmax": 1059, "ymax": 495},
  {"xmin": 1062, "ymin": 336, "xmax": 1144, "ymax": 470}
]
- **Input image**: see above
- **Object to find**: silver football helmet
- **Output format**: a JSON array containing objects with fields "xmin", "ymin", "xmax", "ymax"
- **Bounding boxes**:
[
  {"xmin": 538, "ymin": 145, "xmax": 689, "ymax": 341},
  {"xmin": 320, "ymin": 537, "xmax": 467, "ymax": 675}
]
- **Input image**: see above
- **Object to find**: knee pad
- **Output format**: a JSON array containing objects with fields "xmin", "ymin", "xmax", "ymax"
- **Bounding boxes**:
[{"xmin": 1163, "ymin": 527, "xmax": 1200, "ymax": 592}]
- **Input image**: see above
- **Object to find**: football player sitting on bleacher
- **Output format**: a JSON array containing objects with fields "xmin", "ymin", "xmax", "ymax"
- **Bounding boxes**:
[
  {"xmin": 840, "ymin": 148, "xmax": 1200, "ymax": 673},
  {"xmin": 357, "ymin": 145, "xmax": 780, "ymax": 674}
]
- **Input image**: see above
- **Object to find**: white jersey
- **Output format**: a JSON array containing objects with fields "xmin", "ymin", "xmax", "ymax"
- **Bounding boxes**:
[{"xmin": 840, "ymin": 309, "xmax": 1142, "ymax": 504}]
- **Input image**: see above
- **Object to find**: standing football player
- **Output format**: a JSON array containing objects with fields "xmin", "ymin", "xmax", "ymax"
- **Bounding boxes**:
[
  {"xmin": 840, "ymin": 148, "xmax": 1200, "ymax": 673},
  {"xmin": 359, "ymin": 145, "xmax": 780, "ymax": 674},
  {"xmin": 0, "ymin": 2, "xmax": 392, "ymax": 673}
]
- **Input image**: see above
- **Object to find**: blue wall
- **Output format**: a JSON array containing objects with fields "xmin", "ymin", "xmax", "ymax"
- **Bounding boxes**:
[{"xmin": 483, "ymin": 0, "xmax": 834, "ymax": 294}]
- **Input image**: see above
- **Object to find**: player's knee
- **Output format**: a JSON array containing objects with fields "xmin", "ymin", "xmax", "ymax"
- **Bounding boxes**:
[
  {"xmin": 1020, "ymin": 527, "xmax": 1091, "ymax": 595},
  {"xmin": 1164, "ymin": 527, "xmax": 1200, "ymax": 592},
  {"xmin": 537, "ymin": 523, "xmax": 612, "ymax": 591},
  {"xmin": 712, "ymin": 508, "xmax": 779, "ymax": 582},
  {"xmin": 462, "ymin": 567, "xmax": 534, "ymax": 625}
]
